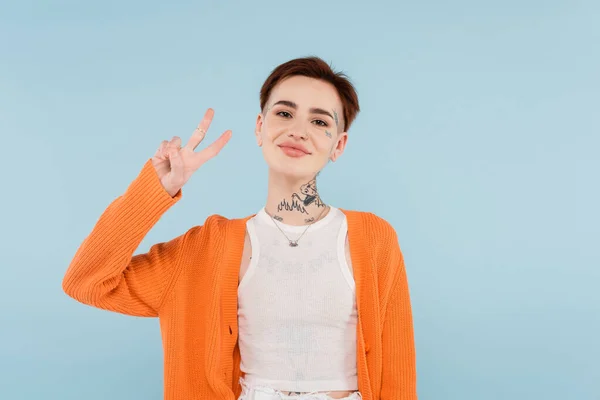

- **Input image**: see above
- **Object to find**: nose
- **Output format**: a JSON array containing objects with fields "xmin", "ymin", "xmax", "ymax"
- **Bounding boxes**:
[
  {"xmin": 285, "ymin": 117, "xmax": 310, "ymax": 140},
  {"xmin": 287, "ymin": 129, "xmax": 308, "ymax": 140}
]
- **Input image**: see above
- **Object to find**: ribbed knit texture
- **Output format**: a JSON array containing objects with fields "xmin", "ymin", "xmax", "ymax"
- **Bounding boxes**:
[{"xmin": 62, "ymin": 159, "xmax": 418, "ymax": 400}]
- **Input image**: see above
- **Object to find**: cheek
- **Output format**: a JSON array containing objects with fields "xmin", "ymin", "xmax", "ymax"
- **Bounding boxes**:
[
  {"xmin": 314, "ymin": 133, "xmax": 335, "ymax": 152},
  {"xmin": 263, "ymin": 119, "xmax": 288, "ymax": 139},
  {"xmin": 267, "ymin": 115, "xmax": 290, "ymax": 128}
]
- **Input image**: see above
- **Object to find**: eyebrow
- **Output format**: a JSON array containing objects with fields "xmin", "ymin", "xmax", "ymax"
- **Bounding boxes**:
[{"xmin": 272, "ymin": 100, "xmax": 335, "ymax": 121}]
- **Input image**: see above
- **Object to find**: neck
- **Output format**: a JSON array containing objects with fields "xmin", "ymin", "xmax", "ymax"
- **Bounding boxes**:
[{"xmin": 264, "ymin": 170, "xmax": 329, "ymax": 226}]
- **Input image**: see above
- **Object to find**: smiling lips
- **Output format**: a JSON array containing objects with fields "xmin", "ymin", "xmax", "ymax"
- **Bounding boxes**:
[{"xmin": 278, "ymin": 142, "xmax": 311, "ymax": 158}]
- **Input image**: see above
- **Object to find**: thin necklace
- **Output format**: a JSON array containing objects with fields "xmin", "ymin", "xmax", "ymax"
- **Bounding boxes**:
[{"xmin": 268, "ymin": 206, "xmax": 329, "ymax": 247}]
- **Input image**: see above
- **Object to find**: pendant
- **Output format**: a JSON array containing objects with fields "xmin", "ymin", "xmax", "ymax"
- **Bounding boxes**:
[{"xmin": 289, "ymin": 241, "xmax": 298, "ymax": 247}]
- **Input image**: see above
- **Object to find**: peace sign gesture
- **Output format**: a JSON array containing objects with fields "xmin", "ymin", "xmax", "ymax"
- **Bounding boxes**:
[{"xmin": 151, "ymin": 108, "xmax": 232, "ymax": 197}]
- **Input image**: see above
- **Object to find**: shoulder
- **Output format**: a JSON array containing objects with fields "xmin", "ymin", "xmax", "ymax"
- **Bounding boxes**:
[
  {"xmin": 341, "ymin": 208, "xmax": 404, "ymax": 266},
  {"xmin": 185, "ymin": 212, "xmax": 255, "ymax": 239},
  {"xmin": 340, "ymin": 208, "xmax": 399, "ymax": 244}
]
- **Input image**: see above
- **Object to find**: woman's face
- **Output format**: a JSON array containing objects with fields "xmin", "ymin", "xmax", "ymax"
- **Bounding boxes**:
[{"xmin": 255, "ymin": 75, "xmax": 348, "ymax": 180}]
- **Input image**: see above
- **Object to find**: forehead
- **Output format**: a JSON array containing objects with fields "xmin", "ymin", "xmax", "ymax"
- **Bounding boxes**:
[{"xmin": 269, "ymin": 75, "xmax": 342, "ymax": 110}]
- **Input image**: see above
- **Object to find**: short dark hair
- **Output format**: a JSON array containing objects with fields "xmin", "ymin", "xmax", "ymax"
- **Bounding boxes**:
[{"xmin": 260, "ymin": 56, "xmax": 360, "ymax": 132}]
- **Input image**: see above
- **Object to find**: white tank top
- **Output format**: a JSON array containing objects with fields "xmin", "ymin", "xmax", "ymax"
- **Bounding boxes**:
[{"xmin": 237, "ymin": 205, "xmax": 358, "ymax": 393}]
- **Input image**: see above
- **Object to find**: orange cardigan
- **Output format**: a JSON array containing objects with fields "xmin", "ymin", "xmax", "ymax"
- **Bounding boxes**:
[{"xmin": 62, "ymin": 159, "xmax": 417, "ymax": 400}]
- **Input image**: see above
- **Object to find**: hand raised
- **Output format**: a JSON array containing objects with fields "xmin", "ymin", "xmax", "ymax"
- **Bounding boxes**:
[{"xmin": 151, "ymin": 108, "xmax": 232, "ymax": 197}]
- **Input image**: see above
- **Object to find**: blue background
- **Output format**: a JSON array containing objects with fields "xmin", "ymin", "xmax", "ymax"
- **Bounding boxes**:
[{"xmin": 1, "ymin": 0, "xmax": 598, "ymax": 399}]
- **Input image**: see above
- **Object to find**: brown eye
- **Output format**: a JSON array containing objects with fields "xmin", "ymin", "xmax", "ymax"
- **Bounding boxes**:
[
  {"xmin": 313, "ymin": 120, "xmax": 327, "ymax": 127},
  {"xmin": 277, "ymin": 111, "xmax": 292, "ymax": 118}
]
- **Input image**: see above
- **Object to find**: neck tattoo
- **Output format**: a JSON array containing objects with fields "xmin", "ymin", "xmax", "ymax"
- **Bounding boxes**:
[
  {"xmin": 269, "ymin": 177, "xmax": 327, "ymax": 247},
  {"xmin": 276, "ymin": 178, "xmax": 325, "ymax": 215}
]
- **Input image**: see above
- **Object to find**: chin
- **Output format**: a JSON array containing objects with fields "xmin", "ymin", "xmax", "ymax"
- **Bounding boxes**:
[
  {"xmin": 270, "ymin": 163, "xmax": 306, "ymax": 176},
  {"xmin": 266, "ymin": 161, "xmax": 314, "ymax": 179},
  {"xmin": 262, "ymin": 151, "xmax": 321, "ymax": 179}
]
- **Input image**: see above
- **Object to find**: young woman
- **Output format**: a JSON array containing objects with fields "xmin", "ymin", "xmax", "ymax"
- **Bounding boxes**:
[{"xmin": 62, "ymin": 57, "xmax": 417, "ymax": 400}]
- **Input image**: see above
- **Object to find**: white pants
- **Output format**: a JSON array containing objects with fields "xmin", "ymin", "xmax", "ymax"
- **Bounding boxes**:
[{"xmin": 238, "ymin": 377, "xmax": 362, "ymax": 400}]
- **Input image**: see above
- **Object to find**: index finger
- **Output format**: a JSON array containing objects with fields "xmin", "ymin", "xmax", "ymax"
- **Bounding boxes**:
[{"xmin": 184, "ymin": 108, "xmax": 215, "ymax": 151}]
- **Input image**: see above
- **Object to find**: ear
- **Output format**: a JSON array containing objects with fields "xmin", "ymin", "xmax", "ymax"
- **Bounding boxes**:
[
  {"xmin": 255, "ymin": 112, "xmax": 264, "ymax": 147},
  {"xmin": 329, "ymin": 132, "xmax": 348, "ymax": 162}
]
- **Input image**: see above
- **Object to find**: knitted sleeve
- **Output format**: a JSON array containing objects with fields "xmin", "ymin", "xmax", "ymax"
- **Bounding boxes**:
[
  {"xmin": 62, "ymin": 159, "xmax": 189, "ymax": 317},
  {"xmin": 380, "ymin": 235, "xmax": 418, "ymax": 399}
]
